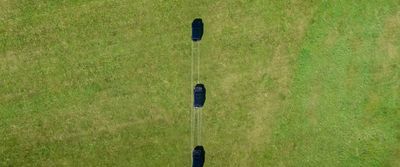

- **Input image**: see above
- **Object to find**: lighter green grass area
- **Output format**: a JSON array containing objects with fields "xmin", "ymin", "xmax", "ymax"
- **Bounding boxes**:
[{"xmin": 1, "ymin": 0, "xmax": 399, "ymax": 166}]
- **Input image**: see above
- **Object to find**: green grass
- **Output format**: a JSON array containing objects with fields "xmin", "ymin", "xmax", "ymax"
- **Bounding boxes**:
[{"xmin": 1, "ymin": 0, "xmax": 399, "ymax": 166}]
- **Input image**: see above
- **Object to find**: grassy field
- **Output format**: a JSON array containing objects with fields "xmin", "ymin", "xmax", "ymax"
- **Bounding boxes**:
[{"xmin": 1, "ymin": 0, "xmax": 400, "ymax": 166}]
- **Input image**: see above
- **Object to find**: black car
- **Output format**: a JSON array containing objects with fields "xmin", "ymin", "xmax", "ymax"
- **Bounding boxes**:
[
  {"xmin": 193, "ymin": 84, "xmax": 206, "ymax": 108},
  {"xmin": 192, "ymin": 145, "xmax": 205, "ymax": 167}
]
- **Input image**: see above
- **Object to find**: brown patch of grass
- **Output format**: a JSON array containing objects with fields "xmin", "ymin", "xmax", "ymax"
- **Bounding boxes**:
[
  {"xmin": 267, "ymin": 44, "xmax": 291, "ymax": 95},
  {"xmin": 364, "ymin": 93, "xmax": 381, "ymax": 113},
  {"xmin": 244, "ymin": 2, "xmax": 318, "ymax": 161},
  {"xmin": 307, "ymin": 82, "xmax": 321, "ymax": 126},
  {"xmin": 325, "ymin": 29, "xmax": 339, "ymax": 48},
  {"xmin": 221, "ymin": 73, "xmax": 239, "ymax": 93},
  {"xmin": 1, "ymin": 50, "xmax": 19, "ymax": 72},
  {"xmin": 345, "ymin": 64, "xmax": 358, "ymax": 89},
  {"xmin": 388, "ymin": 147, "xmax": 400, "ymax": 167},
  {"xmin": 378, "ymin": 11, "xmax": 400, "ymax": 60},
  {"xmin": 375, "ymin": 11, "xmax": 400, "ymax": 84}
]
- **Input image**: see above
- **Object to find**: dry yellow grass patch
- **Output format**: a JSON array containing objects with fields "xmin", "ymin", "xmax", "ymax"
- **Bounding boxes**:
[
  {"xmin": 376, "ymin": 11, "xmax": 400, "ymax": 86},
  {"xmin": 380, "ymin": 12, "xmax": 400, "ymax": 59},
  {"xmin": 244, "ymin": 3, "xmax": 319, "ymax": 164},
  {"xmin": 325, "ymin": 29, "xmax": 339, "ymax": 48},
  {"xmin": 378, "ymin": 11, "xmax": 399, "ymax": 61}
]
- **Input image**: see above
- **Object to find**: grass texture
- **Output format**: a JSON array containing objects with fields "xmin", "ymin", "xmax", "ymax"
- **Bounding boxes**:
[{"xmin": 1, "ymin": 0, "xmax": 399, "ymax": 166}]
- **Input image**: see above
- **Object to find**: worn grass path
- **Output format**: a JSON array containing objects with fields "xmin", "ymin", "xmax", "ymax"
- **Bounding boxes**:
[{"xmin": 1, "ymin": 0, "xmax": 399, "ymax": 166}]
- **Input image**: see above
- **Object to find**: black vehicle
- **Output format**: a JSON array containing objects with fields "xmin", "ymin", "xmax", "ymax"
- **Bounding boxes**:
[
  {"xmin": 192, "ymin": 18, "xmax": 204, "ymax": 41},
  {"xmin": 193, "ymin": 84, "xmax": 206, "ymax": 108},
  {"xmin": 192, "ymin": 145, "xmax": 205, "ymax": 167}
]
